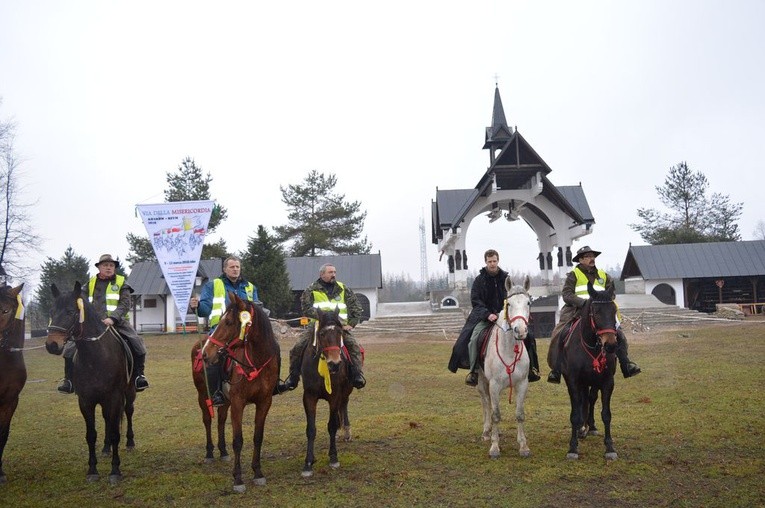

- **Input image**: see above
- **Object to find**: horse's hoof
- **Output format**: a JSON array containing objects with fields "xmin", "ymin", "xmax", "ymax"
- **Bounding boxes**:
[
  {"xmin": 329, "ymin": 461, "xmax": 340, "ymax": 469},
  {"xmin": 220, "ymin": 454, "xmax": 231, "ymax": 462},
  {"xmin": 86, "ymin": 474, "xmax": 99, "ymax": 482},
  {"xmin": 605, "ymin": 452, "xmax": 618, "ymax": 461},
  {"xmin": 588, "ymin": 430, "xmax": 600, "ymax": 437},
  {"xmin": 108, "ymin": 474, "xmax": 122, "ymax": 486},
  {"xmin": 566, "ymin": 453, "xmax": 579, "ymax": 460},
  {"xmin": 203, "ymin": 457, "xmax": 215, "ymax": 464},
  {"xmin": 520, "ymin": 449, "xmax": 531, "ymax": 458},
  {"xmin": 301, "ymin": 470, "xmax": 313, "ymax": 478},
  {"xmin": 252, "ymin": 477, "xmax": 267, "ymax": 486},
  {"xmin": 489, "ymin": 449, "xmax": 500, "ymax": 459},
  {"xmin": 233, "ymin": 483, "xmax": 246, "ymax": 493}
]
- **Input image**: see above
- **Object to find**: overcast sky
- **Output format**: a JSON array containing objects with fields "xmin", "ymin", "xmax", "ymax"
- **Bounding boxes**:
[{"xmin": 1, "ymin": 1, "xmax": 763, "ymax": 292}]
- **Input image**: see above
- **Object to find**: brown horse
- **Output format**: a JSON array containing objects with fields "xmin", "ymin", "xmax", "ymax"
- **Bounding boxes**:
[
  {"xmin": 300, "ymin": 307, "xmax": 354, "ymax": 478},
  {"xmin": 191, "ymin": 340, "xmax": 230, "ymax": 463},
  {"xmin": 0, "ymin": 284, "xmax": 26, "ymax": 484},
  {"xmin": 200, "ymin": 292, "xmax": 279, "ymax": 493},
  {"xmin": 45, "ymin": 282, "xmax": 137, "ymax": 484},
  {"xmin": 547, "ymin": 281, "xmax": 619, "ymax": 461}
]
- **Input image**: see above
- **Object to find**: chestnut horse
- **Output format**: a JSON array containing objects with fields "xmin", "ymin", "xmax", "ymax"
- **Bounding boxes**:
[
  {"xmin": 45, "ymin": 282, "xmax": 137, "ymax": 484},
  {"xmin": 0, "ymin": 284, "xmax": 26, "ymax": 484},
  {"xmin": 547, "ymin": 281, "xmax": 619, "ymax": 460},
  {"xmin": 200, "ymin": 293, "xmax": 279, "ymax": 493},
  {"xmin": 477, "ymin": 276, "xmax": 532, "ymax": 459},
  {"xmin": 300, "ymin": 307, "xmax": 354, "ymax": 477}
]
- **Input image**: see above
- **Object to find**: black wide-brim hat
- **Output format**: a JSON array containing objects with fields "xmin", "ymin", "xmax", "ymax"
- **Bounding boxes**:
[
  {"xmin": 95, "ymin": 254, "xmax": 120, "ymax": 268},
  {"xmin": 572, "ymin": 246, "xmax": 601, "ymax": 263}
]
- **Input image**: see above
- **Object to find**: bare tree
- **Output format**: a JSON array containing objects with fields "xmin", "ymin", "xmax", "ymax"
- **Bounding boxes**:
[
  {"xmin": 754, "ymin": 220, "xmax": 765, "ymax": 241},
  {"xmin": 0, "ymin": 102, "xmax": 40, "ymax": 282}
]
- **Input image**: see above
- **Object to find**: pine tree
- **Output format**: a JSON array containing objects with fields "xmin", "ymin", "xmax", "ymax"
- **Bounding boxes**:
[
  {"xmin": 32, "ymin": 246, "xmax": 90, "ymax": 327},
  {"xmin": 630, "ymin": 161, "xmax": 742, "ymax": 244},
  {"xmin": 241, "ymin": 226, "xmax": 293, "ymax": 317},
  {"xmin": 274, "ymin": 170, "xmax": 371, "ymax": 256}
]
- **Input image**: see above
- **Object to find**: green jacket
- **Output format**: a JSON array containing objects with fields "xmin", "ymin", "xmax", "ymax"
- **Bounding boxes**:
[{"xmin": 300, "ymin": 279, "xmax": 363, "ymax": 327}]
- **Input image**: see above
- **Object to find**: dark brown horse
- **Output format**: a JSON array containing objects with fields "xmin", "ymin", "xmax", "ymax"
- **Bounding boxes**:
[
  {"xmin": 0, "ymin": 284, "xmax": 26, "ymax": 484},
  {"xmin": 45, "ymin": 282, "xmax": 137, "ymax": 484},
  {"xmin": 200, "ymin": 292, "xmax": 279, "ymax": 493},
  {"xmin": 191, "ymin": 340, "xmax": 230, "ymax": 463},
  {"xmin": 547, "ymin": 281, "xmax": 619, "ymax": 461},
  {"xmin": 300, "ymin": 307, "xmax": 354, "ymax": 478}
]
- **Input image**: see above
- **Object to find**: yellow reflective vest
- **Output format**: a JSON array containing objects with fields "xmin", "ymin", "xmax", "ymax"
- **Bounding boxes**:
[
  {"xmin": 312, "ymin": 282, "xmax": 348, "ymax": 324},
  {"xmin": 88, "ymin": 274, "xmax": 127, "ymax": 319},
  {"xmin": 573, "ymin": 267, "xmax": 608, "ymax": 298},
  {"xmin": 209, "ymin": 278, "xmax": 255, "ymax": 327}
]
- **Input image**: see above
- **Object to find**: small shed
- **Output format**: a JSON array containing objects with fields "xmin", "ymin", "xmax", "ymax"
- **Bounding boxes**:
[{"xmin": 620, "ymin": 241, "xmax": 765, "ymax": 313}]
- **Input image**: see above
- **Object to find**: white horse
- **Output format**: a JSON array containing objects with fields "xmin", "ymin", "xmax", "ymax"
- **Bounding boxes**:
[{"xmin": 477, "ymin": 275, "xmax": 532, "ymax": 459}]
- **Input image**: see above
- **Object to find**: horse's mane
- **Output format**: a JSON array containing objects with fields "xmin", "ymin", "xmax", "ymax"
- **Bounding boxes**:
[{"xmin": 249, "ymin": 303, "xmax": 275, "ymax": 344}]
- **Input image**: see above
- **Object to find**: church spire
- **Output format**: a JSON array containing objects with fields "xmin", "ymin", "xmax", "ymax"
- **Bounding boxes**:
[{"xmin": 482, "ymin": 84, "xmax": 513, "ymax": 163}]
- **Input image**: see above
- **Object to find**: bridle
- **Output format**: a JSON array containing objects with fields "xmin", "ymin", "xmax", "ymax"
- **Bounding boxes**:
[
  {"xmin": 204, "ymin": 302, "xmax": 273, "ymax": 381},
  {"xmin": 47, "ymin": 297, "xmax": 100, "ymax": 343},
  {"xmin": 503, "ymin": 288, "xmax": 530, "ymax": 339},
  {"xmin": 313, "ymin": 322, "xmax": 344, "ymax": 359}
]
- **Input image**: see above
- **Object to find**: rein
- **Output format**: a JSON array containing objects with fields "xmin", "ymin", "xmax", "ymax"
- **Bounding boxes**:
[
  {"xmin": 576, "ymin": 301, "xmax": 617, "ymax": 374},
  {"xmin": 206, "ymin": 306, "xmax": 273, "ymax": 382}
]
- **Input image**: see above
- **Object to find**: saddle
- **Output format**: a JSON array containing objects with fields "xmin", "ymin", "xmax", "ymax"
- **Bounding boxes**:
[{"xmin": 477, "ymin": 325, "xmax": 495, "ymax": 366}]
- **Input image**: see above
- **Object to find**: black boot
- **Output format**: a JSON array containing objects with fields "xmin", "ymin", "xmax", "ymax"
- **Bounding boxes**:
[
  {"xmin": 276, "ymin": 353, "xmax": 301, "ymax": 393},
  {"xmin": 465, "ymin": 370, "xmax": 478, "ymax": 386},
  {"xmin": 547, "ymin": 336, "xmax": 563, "ymax": 384},
  {"xmin": 616, "ymin": 330, "xmax": 641, "ymax": 378},
  {"xmin": 58, "ymin": 356, "xmax": 75, "ymax": 394},
  {"xmin": 524, "ymin": 335, "xmax": 541, "ymax": 382},
  {"xmin": 206, "ymin": 364, "xmax": 226, "ymax": 407},
  {"xmin": 133, "ymin": 354, "xmax": 149, "ymax": 391},
  {"xmin": 350, "ymin": 360, "xmax": 366, "ymax": 389}
]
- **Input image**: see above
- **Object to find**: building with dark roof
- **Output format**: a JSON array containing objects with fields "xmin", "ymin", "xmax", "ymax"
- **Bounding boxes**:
[
  {"xmin": 431, "ymin": 85, "xmax": 594, "ymax": 298},
  {"xmin": 620, "ymin": 240, "xmax": 765, "ymax": 312}
]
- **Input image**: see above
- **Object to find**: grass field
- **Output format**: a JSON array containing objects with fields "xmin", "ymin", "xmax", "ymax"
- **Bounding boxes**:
[{"xmin": 1, "ymin": 321, "xmax": 763, "ymax": 507}]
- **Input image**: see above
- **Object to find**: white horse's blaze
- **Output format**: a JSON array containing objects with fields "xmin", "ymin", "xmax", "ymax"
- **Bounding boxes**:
[{"xmin": 477, "ymin": 275, "xmax": 533, "ymax": 459}]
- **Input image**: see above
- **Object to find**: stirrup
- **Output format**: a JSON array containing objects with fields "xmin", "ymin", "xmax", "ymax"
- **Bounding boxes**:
[
  {"xmin": 211, "ymin": 391, "xmax": 227, "ymax": 407},
  {"xmin": 58, "ymin": 379, "xmax": 74, "ymax": 394},
  {"xmin": 622, "ymin": 363, "xmax": 641, "ymax": 378},
  {"xmin": 547, "ymin": 371, "xmax": 561, "ymax": 384},
  {"xmin": 528, "ymin": 368, "xmax": 541, "ymax": 382},
  {"xmin": 352, "ymin": 373, "xmax": 366, "ymax": 389},
  {"xmin": 465, "ymin": 371, "xmax": 478, "ymax": 386},
  {"xmin": 135, "ymin": 375, "xmax": 149, "ymax": 391}
]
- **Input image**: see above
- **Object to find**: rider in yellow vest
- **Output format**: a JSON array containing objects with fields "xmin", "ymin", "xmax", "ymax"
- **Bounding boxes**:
[
  {"xmin": 58, "ymin": 254, "xmax": 149, "ymax": 393},
  {"xmin": 190, "ymin": 256, "xmax": 269, "ymax": 406},
  {"xmin": 277, "ymin": 263, "xmax": 366, "ymax": 392},
  {"xmin": 547, "ymin": 246, "xmax": 641, "ymax": 383}
]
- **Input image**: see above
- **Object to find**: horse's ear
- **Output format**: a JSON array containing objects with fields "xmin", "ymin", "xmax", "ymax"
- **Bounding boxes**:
[
  {"xmin": 10, "ymin": 284, "xmax": 23, "ymax": 298},
  {"xmin": 505, "ymin": 276, "xmax": 512, "ymax": 292},
  {"xmin": 51, "ymin": 283, "xmax": 60, "ymax": 298},
  {"xmin": 524, "ymin": 275, "xmax": 531, "ymax": 291}
]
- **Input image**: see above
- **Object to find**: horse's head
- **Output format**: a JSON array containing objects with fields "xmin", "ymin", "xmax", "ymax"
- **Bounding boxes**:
[
  {"xmin": 585, "ymin": 281, "xmax": 618, "ymax": 347},
  {"xmin": 46, "ymin": 282, "xmax": 88, "ymax": 355},
  {"xmin": 0, "ymin": 284, "xmax": 23, "ymax": 334},
  {"xmin": 203, "ymin": 292, "xmax": 254, "ymax": 366},
  {"xmin": 503, "ymin": 275, "xmax": 531, "ymax": 340},
  {"xmin": 315, "ymin": 307, "xmax": 344, "ymax": 373}
]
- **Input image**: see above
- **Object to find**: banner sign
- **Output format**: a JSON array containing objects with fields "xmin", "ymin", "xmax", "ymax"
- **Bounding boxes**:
[{"xmin": 136, "ymin": 200, "xmax": 214, "ymax": 322}]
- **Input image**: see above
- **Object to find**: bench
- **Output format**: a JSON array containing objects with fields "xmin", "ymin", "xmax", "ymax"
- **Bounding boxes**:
[
  {"xmin": 738, "ymin": 303, "xmax": 765, "ymax": 316},
  {"xmin": 139, "ymin": 323, "xmax": 165, "ymax": 332}
]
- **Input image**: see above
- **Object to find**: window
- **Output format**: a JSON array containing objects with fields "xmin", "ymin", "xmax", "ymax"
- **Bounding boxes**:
[{"xmin": 143, "ymin": 298, "xmax": 157, "ymax": 309}]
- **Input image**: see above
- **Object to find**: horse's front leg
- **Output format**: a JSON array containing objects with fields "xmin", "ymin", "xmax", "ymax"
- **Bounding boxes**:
[
  {"xmin": 513, "ymin": 374, "xmax": 531, "ymax": 458},
  {"xmin": 476, "ymin": 373, "xmax": 492, "ymax": 442},
  {"xmin": 79, "ymin": 400, "xmax": 99, "ymax": 481},
  {"xmin": 488, "ymin": 377, "xmax": 504, "ymax": 459},
  {"xmin": 600, "ymin": 382, "xmax": 617, "ymax": 460},
  {"xmin": 327, "ymin": 396, "xmax": 342, "ymax": 469},
  {"xmin": 302, "ymin": 394, "xmax": 318, "ymax": 478},
  {"xmin": 0, "ymin": 395, "xmax": 20, "ymax": 483},
  {"xmin": 105, "ymin": 398, "xmax": 123, "ymax": 485},
  {"xmin": 566, "ymin": 383, "xmax": 586, "ymax": 460},
  {"xmin": 251, "ymin": 396, "xmax": 273, "ymax": 486},
  {"xmin": 586, "ymin": 387, "xmax": 600, "ymax": 436},
  {"xmin": 230, "ymin": 402, "xmax": 246, "ymax": 493},
  {"xmin": 124, "ymin": 390, "xmax": 136, "ymax": 450}
]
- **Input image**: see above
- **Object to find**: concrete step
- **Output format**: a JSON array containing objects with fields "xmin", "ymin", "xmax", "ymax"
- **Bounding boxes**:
[{"xmin": 356, "ymin": 310, "xmax": 465, "ymax": 335}]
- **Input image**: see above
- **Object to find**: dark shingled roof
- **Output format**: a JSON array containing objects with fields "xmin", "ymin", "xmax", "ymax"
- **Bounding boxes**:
[
  {"xmin": 620, "ymin": 241, "xmax": 765, "ymax": 280},
  {"xmin": 127, "ymin": 259, "xmax": 223, "ymax": 295},
  {"xmin": 285, "ymin": 254, "xmax": 383, "ymax": 291}
]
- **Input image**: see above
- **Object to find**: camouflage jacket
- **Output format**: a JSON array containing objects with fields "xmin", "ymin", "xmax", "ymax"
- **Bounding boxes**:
[{"xmin": 300, "ymin": 279, "xmax": 363, "ymax": 327}]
